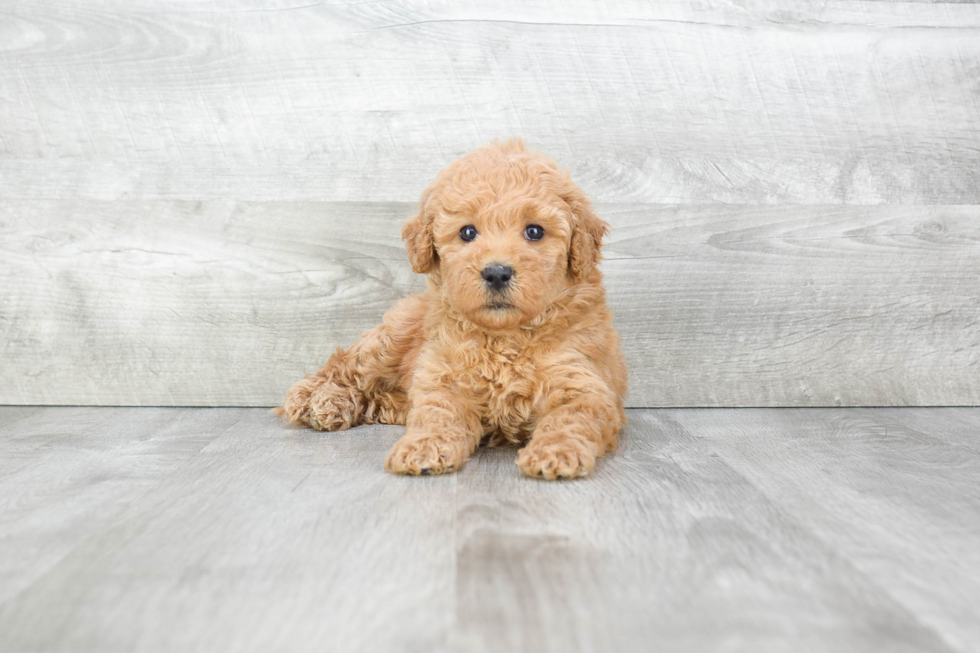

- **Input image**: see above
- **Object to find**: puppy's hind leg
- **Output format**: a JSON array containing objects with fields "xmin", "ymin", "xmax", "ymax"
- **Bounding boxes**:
[
  {"xmin": 279, "ymin": 294, "xmax": 427, "ymax": 432},
  {"xmin": 281, "ymin": 348, "xmax": 365, "ymax": 431}
]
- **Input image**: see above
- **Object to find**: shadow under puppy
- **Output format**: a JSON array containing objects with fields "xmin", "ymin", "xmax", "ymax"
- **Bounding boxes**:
[{"xmin": 279, "ymin": 139, "xmax": 627, "ymax": 479}]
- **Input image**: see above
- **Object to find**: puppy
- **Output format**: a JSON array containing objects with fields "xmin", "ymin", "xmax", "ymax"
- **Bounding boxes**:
[{"xmin": 280, "ymin": 139, "xmax": 627, "ymax": 479}]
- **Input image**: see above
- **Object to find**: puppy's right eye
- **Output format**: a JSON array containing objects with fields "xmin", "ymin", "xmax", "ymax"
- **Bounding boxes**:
[{"xmin": 459, "ymin": 225, "xmax": 479, "ymax": 242}]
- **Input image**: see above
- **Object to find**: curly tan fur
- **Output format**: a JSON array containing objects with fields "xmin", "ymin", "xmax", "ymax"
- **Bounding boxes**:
[{"xmin": 280, "ymin": 139, "xmax": 628, "ymax": 479}]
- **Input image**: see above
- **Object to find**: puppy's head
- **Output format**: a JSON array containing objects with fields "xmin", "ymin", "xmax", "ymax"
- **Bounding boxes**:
[{"xmin": 402, "ymin": 139, "xmax": 608, "ymax": 329}]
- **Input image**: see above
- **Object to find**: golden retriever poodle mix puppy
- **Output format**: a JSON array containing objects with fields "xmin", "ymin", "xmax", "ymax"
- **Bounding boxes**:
[{"xmin": 279, "ymin": 139, "xmax": 627, "ymax": 479}]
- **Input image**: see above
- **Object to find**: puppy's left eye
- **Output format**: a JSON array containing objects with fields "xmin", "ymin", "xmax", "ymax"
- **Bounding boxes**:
[
  {"xmin": 524, "ymin": 224, "xmax": 545, "ymax": 241},
  {"xmin": 459, "ymin": 225, "xmax": 478, "ymax": 242}
]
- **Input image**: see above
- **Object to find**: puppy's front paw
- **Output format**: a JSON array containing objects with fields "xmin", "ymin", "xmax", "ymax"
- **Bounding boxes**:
[
  {"xmin": 517, "ymin": 435, "xmax": 597, "ymax": 480},
  {"xmin": 384, "ymin": 433, "xmax": 470, "ymax": 476}
]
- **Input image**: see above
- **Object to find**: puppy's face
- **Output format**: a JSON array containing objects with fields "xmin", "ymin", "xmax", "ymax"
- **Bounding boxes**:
[
  {"xmin": 432, "ymin": 194, "xmax": 572, "ymax": 329},
  {"xmin": 402, "ymin": 140, "xmax": 608, "ymax": 330}
]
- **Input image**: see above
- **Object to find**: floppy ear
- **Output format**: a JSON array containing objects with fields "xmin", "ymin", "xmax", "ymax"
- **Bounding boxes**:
[
  {"xmin": 401, "ymin": 185, "xmax": 438, "ymax": 274},
  {"xmin": 564, "ymin": 188, "xmax": 609, "ymax": 282}
]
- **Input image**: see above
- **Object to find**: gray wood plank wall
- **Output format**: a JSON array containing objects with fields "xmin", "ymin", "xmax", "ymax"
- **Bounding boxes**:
[{"xmin": 2, "ymin": 1, "xmax": 979, "ymax": 407}]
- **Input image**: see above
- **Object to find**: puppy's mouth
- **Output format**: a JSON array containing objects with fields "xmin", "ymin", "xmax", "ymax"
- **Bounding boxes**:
[{"xmin": 485, "ymin": 302, "xmax": 515, "ymax": 310}]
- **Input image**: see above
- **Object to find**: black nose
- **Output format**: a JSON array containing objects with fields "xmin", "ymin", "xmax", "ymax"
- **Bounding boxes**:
[{"xmin": 481, "ymin": 264, "xmax": 514, "ymax": 291}]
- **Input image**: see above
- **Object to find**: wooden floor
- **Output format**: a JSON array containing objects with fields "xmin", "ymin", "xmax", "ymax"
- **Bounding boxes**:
[{"xmin": 1, "ymin": 407, "xmax": 978, "ymax": 653}]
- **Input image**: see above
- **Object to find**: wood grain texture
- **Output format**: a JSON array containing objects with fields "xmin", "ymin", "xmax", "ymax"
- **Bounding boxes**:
[
  {"xmin": 0, "ymin": 408, "xmax": 457, "ymax": 653},
  {"xmin": 0, "ymin": 408, "xmax": 239, "ymax": 604},
  {"xmin": 2, "ymin": 406, "xmax": 978, "ymax": 652},
  {"xmin": 451, "ymin": 413, "xmax": 954, "ymax": 653},
  {"xmin": 3, "ymin": 0, "xmax": 980, "ymax": 407},
  {"xmin": 0, "ymin": 0, "xmax": 979, "ymax": 203},
  {"xmin": 669, "ymin": 408, "xmax": 980, "ymax": 652},
  {"xmin": 2, "ymin": 200, "xmax": 978, "ymax": 406}
]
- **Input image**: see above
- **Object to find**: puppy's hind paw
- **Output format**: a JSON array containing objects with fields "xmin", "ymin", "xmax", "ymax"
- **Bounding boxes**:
[
  {"xmin": 280, "ymin": 376, "xmax": 320, "ymax": 427},
  {"xmin": 280, "ymin": 377, "xmax": 362, "ymax": 431},
  {"xmin": 307, "ymin": 381, "xmax": 362, "ymax": 431}
]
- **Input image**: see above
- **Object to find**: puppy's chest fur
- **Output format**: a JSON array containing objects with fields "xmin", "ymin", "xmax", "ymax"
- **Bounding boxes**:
[{"xmin": 453, "ymin": 332, "xmax": 550, "ymax": 444}]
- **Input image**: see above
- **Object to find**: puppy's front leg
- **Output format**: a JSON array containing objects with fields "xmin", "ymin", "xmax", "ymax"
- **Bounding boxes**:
[
  {"xmin": 518, "ymin": 373, "xmax": 623, "ymax": 480},
  {"xmin": 384, "ymin": 387, "xmax": 482, "ymax": 476}
]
